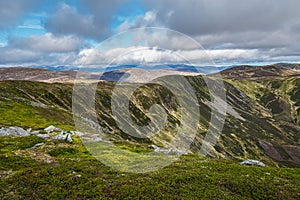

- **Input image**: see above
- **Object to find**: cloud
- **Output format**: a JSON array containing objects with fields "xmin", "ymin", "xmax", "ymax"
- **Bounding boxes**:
[
  {"xmin": 0, "ymin": 0, "xmax": 41, "ymax": 29},
  {"xmin": 45, "ymin": 4, "xmax": 104, "ymax": 39},
  {"xmin": 0, "ymin": 33, "xmax": 83, "ymax": 65},
  {"xmin": 75, "ymin": 46, "xmax": 274, "ymax": 66},
  {"xmin": 143, "ymin": 0, "xmax": 300, "ymax": 35},
  {"xmin": 1, "ymin": 0, "xmax": 300, "ymax": 66},
  {"xmin": 129, "ymin": 0, "xmax": 300, "ymax": 62},
  {"xmin": 9, "ymin": 33, "xmax": 83, "ymax": 53},
  {"xmin": 116, "ymin": 11, "xmax": 158, "ymax": 32},
  {"xmin": 45, "ymin": 1, "xmax": 130, "ymax": 40}
]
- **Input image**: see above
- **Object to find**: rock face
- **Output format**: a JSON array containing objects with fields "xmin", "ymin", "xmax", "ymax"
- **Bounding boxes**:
[
  {"xmin": 240, "ymin": 160, "xmax": 265, "ymax": 167},
  {"xmin": 0, "ymin": 127, "xmax": 30, "ymax": 137},
  {"xmin": 52, "ymin": 131, "xmax": 73, "ymax": 143}
]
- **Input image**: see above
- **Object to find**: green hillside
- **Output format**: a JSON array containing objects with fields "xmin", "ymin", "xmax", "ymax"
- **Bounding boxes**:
[{"xmin": 0, "ymin": 75, "xmax": 299, "ymax": 199}]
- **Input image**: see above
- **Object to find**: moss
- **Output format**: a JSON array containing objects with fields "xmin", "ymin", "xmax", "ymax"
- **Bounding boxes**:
[
  {"xmin": 0, "ymin": 136, "xmax": 44, "ymax": 155},
  {"xmin": 48, "ymin": 147, "xmax": 79, "ymax": 157}
]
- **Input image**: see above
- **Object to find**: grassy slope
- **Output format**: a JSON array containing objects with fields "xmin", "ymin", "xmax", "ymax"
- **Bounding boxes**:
[
  {"xmin": 0, "ymin": 81, "xmax": 74, "ymax": 130},
  {"xmin": 0, "ymin": 79, "xmax": 299, "ymax": 199},
  {"xmin": 0, "ymin": 136, "xmax": 299, "ymax": 200}
]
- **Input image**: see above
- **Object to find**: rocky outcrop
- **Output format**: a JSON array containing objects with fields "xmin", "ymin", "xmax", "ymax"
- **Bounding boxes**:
[
  {"xmin": 0, "ymin": 125, "xmax": 90, "ymax": 144},
  {"xmin": 240, "ymin": 160, "xmax": 265, "ymax": 167},
  {"xmin": 0, "ymin": 127, "xmax": 30, "ymax": 137}
]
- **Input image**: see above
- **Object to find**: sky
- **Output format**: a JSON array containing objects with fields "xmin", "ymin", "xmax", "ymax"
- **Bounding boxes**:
[{"xmin": 0, "ymin": 0, "xmax": 300, "ymax": 68}]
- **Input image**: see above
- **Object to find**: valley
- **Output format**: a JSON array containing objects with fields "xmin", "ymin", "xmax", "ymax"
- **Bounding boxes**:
[{"xmin": 0, "ymin": 63, "xmax": 299, "ymax": 199}]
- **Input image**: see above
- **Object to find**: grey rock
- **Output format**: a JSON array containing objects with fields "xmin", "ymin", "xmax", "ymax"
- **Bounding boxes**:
[
  {"xmin": 27, "ymin": 142, "xmax": 44, "ymax": 150},
  {"xmin": 36, "ymin": 134, "xmax": 50, "ymax": 139},
  {"xmin": 52, "ymin": 131, "xmax": 73, "ymax": 143},
  {"xmin": 44, "ymin": 125, "xmax": 61, "ymax": 133},
  {"xmin": 0, "ymin": 127, "xmax": 30, "ymax": 137},
  {"xmin": 30, "ymin": 131, "xmax": 40, "ymax": 135},
  {"xmin": 240, "ymin": 159, "xmax": 265, "ymax": 167},
  {"xmin": 151, "ymin": 145, "xmax": 188, "ymax": 155},
  {"xmin": 70, "ymin": 131, "xmax": 85, "ymax": 136}
]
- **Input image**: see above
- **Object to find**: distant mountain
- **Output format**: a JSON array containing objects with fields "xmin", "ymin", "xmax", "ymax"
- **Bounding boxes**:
[
  {"xmin": 21, "ymin": 64, "xmax": 229, "ymax": 74},
  {"xmin": 0, "ymin": 67, "xmax": 96, "ymax": 83},
  {"xmin": 1, "ymin": 63, "xmax": 300, "ymax": 83},
  {"xmin": 99, "ymin": 68, "xmax": 201, "ymax": 83},
  {"xmin": 103, "ymin": 64, "xmax": 229, "ymax": 74},
  {"xmin": 216, "ymin": 63, "xmax": 300, "ymax": 79},
  {"xmin": 0, "ymin": 67, "xmax": 201, "ymax": 83}
]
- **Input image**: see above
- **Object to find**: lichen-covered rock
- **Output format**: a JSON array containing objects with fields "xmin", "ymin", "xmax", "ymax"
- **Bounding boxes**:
[
  {"xmin": 44, "ymin": 125, "xmax": 61, "ymax": 133},
  {"xmin": 27, "ymin": 142, "xmax": 44, "ymax": 150},
  {"xmin": 151, "ymin": 145, "xmax": 188, "ymax": 155},
  {"xmin": 36, "ymin": 134, "xmax": 50, "ymax": 139},
  {"xmin": 0, "ymin": 127, "xmax": 30, "ymax": 137},
  {"xmin": 240, "ymin": 159, "xmax": 265, "ymax": 167},
  {"xmin": 52, "ymin": 131, "xmax": 73, "ymax": 143},
  {"xmin": 70, "ymin": 131, "xmax": 85, "ymax": 136}
]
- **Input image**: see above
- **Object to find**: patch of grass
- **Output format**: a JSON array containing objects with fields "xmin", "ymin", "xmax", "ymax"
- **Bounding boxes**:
[
  {"xmin": 48, "ymin": 147, "xmax": 79, "ymax": 157},
  {"xmin": 0, "ymin": 136, "xmax": 44, "ymax": 155},
  {"xmin": 1, "ymin": 152, "xmax": 300, "ymax": 199},
  {"xmin": 0, "ymin": 99, "xmax": 74, "ymax": 130}
]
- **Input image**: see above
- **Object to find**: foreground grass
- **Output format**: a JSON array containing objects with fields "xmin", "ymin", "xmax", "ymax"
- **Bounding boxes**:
[{"xmin": 0, "ymin": 136, "xmax": 299, "ymax": 199}]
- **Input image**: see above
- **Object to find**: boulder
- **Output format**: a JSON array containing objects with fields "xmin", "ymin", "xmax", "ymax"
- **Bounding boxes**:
[
  {"xmin": 36, "ymin": 134, "xmax": 50, "ymax": 139},
  {"xmin": 70, "ymin": 131, "xmax": 85, "ymax": 136},
  {"xmin": 30, "ymin": 131, "xmax": 40, "ymax": 135},
  {"xmin": 0, "ymin": 127, "xmax": 30, "ymax": 137},
  {"xmin": 44, "ymin": 125, "xmax": 61, "ymax": 133},
  {"xmin": 52, "ymin": 131, "xmax": 73, "ymax": 143},
  {"xmin": 240, "ymin": 159, "xmax": 265, "ymax": 167},
  {"xmin": 151, "ymin": 145, "xmax": 188, "ymax": 155}
]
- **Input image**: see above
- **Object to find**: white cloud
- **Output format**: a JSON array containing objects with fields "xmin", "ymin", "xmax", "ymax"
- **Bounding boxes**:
[
  {"xmin": 116, "ymin": 11, "xmax": 158, "ymax": 32},
  {"xmin": 0, "ymin": 0, "xmax": 41, "ymax": 29},
  {"xmin": 9, "ymin": 33, "xmax": 83, "ymax": 53},
  {"xmin": 45, "ymin": 4, "xmax": 105, "ymax": 39},
  {"xmin": 0, "ymin": 33, "xmax": 83, "ymax": 65},
  {"xmin": 75, "ymin": 46, "xmax": 265, "ymax": 66}
]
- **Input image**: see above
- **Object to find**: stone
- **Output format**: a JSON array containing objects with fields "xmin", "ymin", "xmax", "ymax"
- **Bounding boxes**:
[
  {"xmin": 36, "ymin": 134, "xmax": 50, "ymax": 139},
  {"xmin": 44, "ymin": 125, "xmax": 61, "ymax": 133},
  {"xmin": 0, "ymin": 127, "xmax": 30, "ymax": 137},
  {"xmin": 70, "ymin": 131, "xmax": 85, "ymax": 136},
  {"xmin": 27, "ymin": 142, "xmax": 44, "ymax": 150},
  {"xmin": 44, "ymin": 125, "xmax": 56, "ymax": 133},
  {"xmin": 30, "ymin": 131, "xmax": 40, "ymax": 135},
  {"xmin": 52, "ymin": 131, "xmax": 73, "ymax": 143},
  {"xmin": 240, "ymin": 159, "xmax": 265, "ymax": 167},
  {"xmin": 151, "ymin": 145, "xmax": 188, "ymax": 155}
]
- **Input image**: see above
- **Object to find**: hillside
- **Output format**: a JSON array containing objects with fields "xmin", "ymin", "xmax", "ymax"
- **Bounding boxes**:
[
  {"xmin": 0, "ymin": 73, "xmax": 299, "ymax": 167},
  {"xmin": 216, "ymin": 63, "xmax": 300, "ymax": 79},
  {"xmin": 0, "ymin": 65, "xmax": 299, "ymax": 199},
  {"xmin": 0, "ymin": 67, "xmax": 200, "ymax": 83}
]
